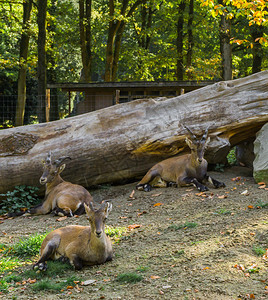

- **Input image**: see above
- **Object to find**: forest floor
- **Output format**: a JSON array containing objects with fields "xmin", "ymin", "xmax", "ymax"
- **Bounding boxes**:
[{"xmin": 0, "ymin": 166, "xmax": 267, "ymax": 300}]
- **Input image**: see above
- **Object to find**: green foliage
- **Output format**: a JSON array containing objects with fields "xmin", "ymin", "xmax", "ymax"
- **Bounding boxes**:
[
  {"xmin": 253, "ymin": 246, "xmax": 266, "ymax": 257},
  {"xmin": 254, "ymin": 200, "xmax": 268, "ymax": 209},
  {"xmin": 0, "ymin": 185, "xmax": 40, "ymax": 215},
  {"xmin": 0, "ymin": 278, "xmax": 9, "ymax": 293},
  {"xmin": 214, "ymin": 163, "xmax": 225, "ymax": 172},
  {"xmin": 214, "ymin": 208, "xmax": 231, "ymax": 215},
  {"xmin": 168, "ymin": 222, "xmax": 198, "ymax": 230},
  {"xmin": 136, "ymin": 265, "xmax": 149, "ymax": 272},
  {"xmin": 3, "ymin": 232, "xmax": 47, "ymax": 258},
  {"xmin": 105, "ymin": 225, "xmax": 127, "ymax": 241},
  {"xmin": 31, "ymin": 275, "xmax": 79, "ymax": 291},
  {"xmin": 227, "ymin": 148, "xmax": 237, "ymax": 166},
  {"xmin": 116, "ymin": 272, "xmax": 143, "ymax": 283}
]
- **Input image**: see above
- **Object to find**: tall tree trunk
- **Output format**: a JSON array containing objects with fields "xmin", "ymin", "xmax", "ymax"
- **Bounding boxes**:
[
  {"xmin": 219, "ymin": 0, "xmax": 232, "ymax": 80},
  {"xmin": 176, "ymin": 1, "xmax": 186, "ymax": 80},
  {"xmin": 186, "ymin": 0, "xmax": 194, "ymax": 79},
  {"xmin": 251, "ymin": 25, "xmax": 263, "ymax": 74},
  {"xmin": 79, "ymin": 0, "xmax": 92, "ymax": 82},
  {"xmin": 112, "ymin": 22, "xmax": 125, "ymax": 81},
  {"xmin": 47, "ymin": 0, "xmax": 59, "ymax": 121},
  {"xmin": 37, "ymin": 0, "xmax": 47, "ymax": 123},
  {"xmin": 104, "ymin": 0, "xmax": 144, "ymax": 82},
  {"xmin": 15, "ymin": 0, "xmax": 33, "ymax": 127}
]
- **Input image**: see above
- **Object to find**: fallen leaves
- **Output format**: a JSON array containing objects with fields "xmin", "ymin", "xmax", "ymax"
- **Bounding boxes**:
[
  {"xmin": 150, "ymin": 275, "xmax": 160, "ymax": 279},
  {"xmin": 153, "ymin": 202, "xmax": 163, "ymax": 207},
  {"xmin": 56, "ymin": 216, "xmax": 67, "ymax": 222},
  {"xmin": 218, "ymin": 195, "xmax": 227, "ymax": 199},
  {"xmin": 129, "ymin": 190, "xmax": 135, "ymax": 199},
  {"xmin": 231, "ymin": 177, "xmax": 241, "ymax": 182},
  {"xmin": 247, "ymin": 205, "xmax": 254, "ymax": 209},
  {"xmin": 128, "ymin": 224, "xmax": 141, "ymax": 230}
]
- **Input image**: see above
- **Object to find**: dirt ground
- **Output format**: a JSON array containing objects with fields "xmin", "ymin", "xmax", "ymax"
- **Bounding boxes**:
[{"xmin": 1, "ymin": 166, "xmax": 267, "ymax": 300}]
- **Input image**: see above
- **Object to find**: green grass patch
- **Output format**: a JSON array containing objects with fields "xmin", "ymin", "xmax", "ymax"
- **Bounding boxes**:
[
  {"xmin": 255, "ymin": 200, "xmax": 268, "ymax": 209},
  {"xmin": 253, "ymin": 246, "xmax": 266, "ymax": 256},
  {"xmin": 3, "ymin": 233, "xmax": 47, "ymax": 258},
  {"xmin": 168, "ymin": 222, "xmax": 198, "ymax": 231},
  {"xmin": 106, "ymin": 225, "xmax": 127, "ymax": 242},
  {"xmin": 31, "ymin": 275, "xmax": 79, "ymax": 291},
  {"xmin": 116, "ymin": 272, "xmax": 143, "ymax": 283},
  {"xmin": 0, "ymin": 256, "xmax": 26, "ymax": 273},
  {"xmin": 136, "ymin": 265, "xmax": 149, "ymax": 272},
  {"xmin": 214, "ymin": 208, "xmax": 231, "ymax": 215}
]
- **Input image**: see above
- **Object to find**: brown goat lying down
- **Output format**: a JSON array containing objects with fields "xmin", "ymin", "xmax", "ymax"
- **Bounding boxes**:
[
  {"xmin": 33, "ymin": 201, "xmax": 113, "ymax": 271},
  {"xmin": 136, "ymin": 126, "xmax": 225, "ymax": 192},
  {"xmin": 11, "ymin": 152, "xmax": 93, "ymax": 217}
]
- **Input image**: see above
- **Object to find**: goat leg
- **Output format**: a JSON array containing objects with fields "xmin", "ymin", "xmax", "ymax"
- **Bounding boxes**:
[
  {"xmin": 180, "ymin": 177, "xmax": 209, "ymax": 192},
  {"xmin": 206, "ymin": 175, "xmax": 226, "ymax": 188}
]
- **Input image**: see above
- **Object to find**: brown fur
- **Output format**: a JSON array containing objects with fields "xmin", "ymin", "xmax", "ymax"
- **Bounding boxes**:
[
  {"xmin": 29, "ymin": 153, "xmax": 92, "ymax": 216},
  {"xmin": 33, "ymin": 202, "xmax": 113, "ymax": 271},
  {"xmin": 136, "ymin": 127, "xmax": 225, "ymax": 192}
]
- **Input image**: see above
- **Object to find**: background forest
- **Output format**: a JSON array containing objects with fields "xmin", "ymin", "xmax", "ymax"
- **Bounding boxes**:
[{"xmin": 0, "ymin": 0, "xmax": 267, "ymax": 125}]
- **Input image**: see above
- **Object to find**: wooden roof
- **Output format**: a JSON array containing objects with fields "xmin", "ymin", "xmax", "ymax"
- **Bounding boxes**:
[{"xmin": 47, "ymin": 80, "xmax": 217, "ymax": 92}]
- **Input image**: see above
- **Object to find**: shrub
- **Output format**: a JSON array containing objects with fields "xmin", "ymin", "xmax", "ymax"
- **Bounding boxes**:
[{"xmin": 0, "ymin": 185, "xmax": 40, "ymax": 215}]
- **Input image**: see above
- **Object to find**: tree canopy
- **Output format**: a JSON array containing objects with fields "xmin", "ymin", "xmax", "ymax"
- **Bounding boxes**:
[{"xmin": 0, "ymin": 0, "xmax": 267, "ymax": 94}]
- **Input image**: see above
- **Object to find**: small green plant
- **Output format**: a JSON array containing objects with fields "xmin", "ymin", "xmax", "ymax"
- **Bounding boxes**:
[
  {"xmin": 227, "ymin": 148, "xmax": 237, "ymax": 166},
  {"xmin": 4, "ymin": 233, "xmax": 47, "ymax": 258},
  {"xmin": 31, "ymin": 275, "xmax": 79, "ymax": 291},
  {"xmin": 253, "ymin": 246, "xmax": 266, "ymax": 256},
  {"xmin": 168, "ymin": 222, "xmax": 198, "ymax": 231},
  {"xmin": 136, "ymin": 265, "xmax": 149, "ymax": 272},
  {"xmin": 0, "ymin": 278, "xmax": 9, "ymax": 293},
  {"xmin": 0, "ymin": 256, "xmax": 26, "ymax": 273},
  {"xmin": 0, "ymin": 185, "xmax": 40, "ymax": 215},
  {"xmin": 116, "ymin": 272, "xmax": 143, "ymax": 283},
  {"xmin": 214, "ymin": 208, "xmax": 231, "ymax": 215},
  {"xmin": 214, "ymin": 163, "xmax": 225, "ymax": 172},
  {"xmin": 255, "ymin": 200, "xmax": 268, "ymax": 209},
  {"xmin": 105, "ymin": 226, "xmax": 127, "ymax": 241}
]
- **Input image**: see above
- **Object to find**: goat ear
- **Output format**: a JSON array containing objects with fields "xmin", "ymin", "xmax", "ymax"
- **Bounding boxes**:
[
  {"xmin": 105, "ymin": 202, "xmax": 112, "ymax": 218},
  {"xmin": 84, "ymin": 203, "xmax": 92, "ymax": 216},
  {"xmin": 58, "ymin": 164, "xmax": 66, "ymax": 173},
  {"xmin": 185, "ymin": 137, "xmax": 194, "ymax": 149}
]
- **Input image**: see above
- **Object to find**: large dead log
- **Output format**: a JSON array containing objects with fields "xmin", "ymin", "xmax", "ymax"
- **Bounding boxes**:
[{"xmin": 0, "ymin": 71, "xmax": 268, "ymax": 194}]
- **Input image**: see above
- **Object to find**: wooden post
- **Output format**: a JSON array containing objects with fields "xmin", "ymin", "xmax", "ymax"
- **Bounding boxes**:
[
  {"xmin": 68, "ymin": 91, "xmax": 71, "ymax": 115},
  {"xmin": 115, "ymin": 90, "xmax": 120, "ymax": 104},
  {"xmin": 45, "ymin": 89, "xmax": 50, "ymax": 122}
]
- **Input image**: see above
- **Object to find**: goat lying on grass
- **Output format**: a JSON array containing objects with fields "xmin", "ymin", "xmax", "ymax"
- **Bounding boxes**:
[
  {"xmin": 136, "ymin": 126, "xmax": 225, "ymax": 192},
  {"xmin": 33, "ymin": 201, "xmax": 113, "ymax": 271}
]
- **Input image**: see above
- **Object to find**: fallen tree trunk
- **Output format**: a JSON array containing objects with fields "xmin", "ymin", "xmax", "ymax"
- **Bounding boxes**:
[{"xmin": 0, "ymin": 71, "xmax": 268, "ymax": 194}]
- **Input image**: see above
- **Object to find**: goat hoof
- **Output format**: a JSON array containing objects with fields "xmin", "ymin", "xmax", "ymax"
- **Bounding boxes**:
[
  {"xmin": 143, "ymin": 184, "xmax": 152, "ymax": 192},
  {"xmin": 33, "ymin": 262, "xmax": 47, "ymax": 272},
  {"xmin": 199, "ymin": 186, "xmax": 209, "ymax": 192}
]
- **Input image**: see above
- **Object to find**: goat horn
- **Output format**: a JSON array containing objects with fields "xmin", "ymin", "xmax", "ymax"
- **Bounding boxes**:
[
  {"xmin": 201, "ymin": 125, "xmax": 210, "ymax": 141},
  {"xmin": 184, "ymin": 125, "xmax": 197, "ymax": 141},
  {"xmin": 46, "ymin": 151, "xmax": 52, "ymax": 164},
  {"xmin": 54, "ymin": 156, "xmax": 71, "ymax": 166}
]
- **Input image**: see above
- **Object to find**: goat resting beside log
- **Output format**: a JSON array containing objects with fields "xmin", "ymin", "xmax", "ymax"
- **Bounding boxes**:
[
  {"xmin": 136, "ymin": 126, "xmax": 225, "ymax": 192},
  {"xmin": 11, "ymin": 152, "xmax": 93, "ymax": 217},
  {"xmin": 33, "ymin": 201, "xmax": 113, "ymax": 271}
]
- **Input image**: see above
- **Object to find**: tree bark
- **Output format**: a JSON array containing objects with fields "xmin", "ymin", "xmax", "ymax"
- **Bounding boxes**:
[
  {"xmin": 37, "ymin": 0, "xmax": 47, "ymax": 124},
  {"xmin": 79, "ymin": 0, "xmax": 92, "ymax": 82},
  {"xmin": 176, "ymin": 1, "xmax": 186, "ymax": 80},
  {"xmin": 1, "ymin": 71, "xmax": 267, "ymax": 194},
  {"xmin": 15, "ymin": 0, "xmax": 33, "ymax": 127},
  {"xmin": 250, "ymin": 24, "xmax": 263, "ymax": 74},
  {"xmin": 219, "ymin": 0, "xmax": 232, "ymax": 80},
  {"xmin": 186, "ymin": 0, "xmax": 194, "ymax": 79}
]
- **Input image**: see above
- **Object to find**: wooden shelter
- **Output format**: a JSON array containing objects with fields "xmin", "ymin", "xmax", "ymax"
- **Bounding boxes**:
[{"xmin": 47, "ymin": 80, "xmax": 217, "ymax": 115}]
